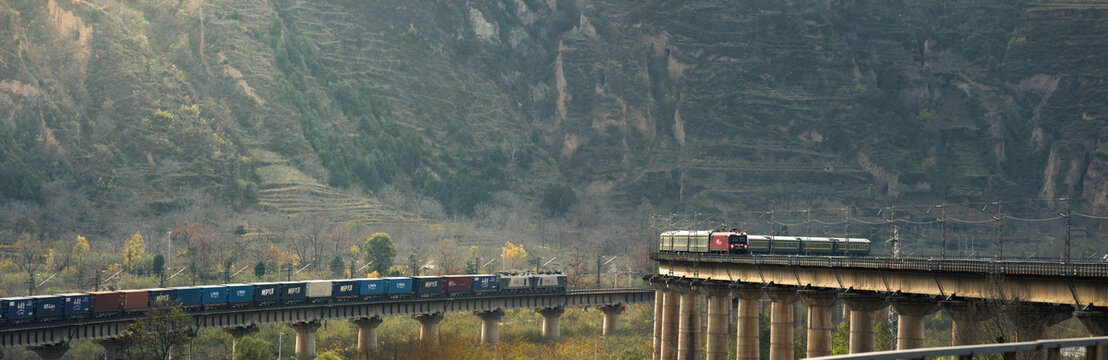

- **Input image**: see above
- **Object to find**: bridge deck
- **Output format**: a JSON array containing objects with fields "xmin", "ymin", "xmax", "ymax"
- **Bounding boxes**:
[
  {"xmin": 0, "ymin": 288, "xmax": 654, "ymax": 348},
  {"xmin": 653, "ymin": 252, "xmax": 1108, "ymax": 308}
]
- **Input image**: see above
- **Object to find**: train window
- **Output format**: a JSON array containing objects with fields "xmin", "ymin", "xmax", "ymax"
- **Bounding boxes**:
[{"xmin": 728, "ymin": 235, "xmax": 745, "ymax": 244}]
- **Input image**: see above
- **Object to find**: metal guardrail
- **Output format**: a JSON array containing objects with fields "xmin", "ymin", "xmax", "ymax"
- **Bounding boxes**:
[
  {"xmin": 809, "ymin": 336, "xmax": 1108, "ymax": 360},
  {"xmin": 651, "ymin": 252, "xmax": 1108, "ymax": 278}
]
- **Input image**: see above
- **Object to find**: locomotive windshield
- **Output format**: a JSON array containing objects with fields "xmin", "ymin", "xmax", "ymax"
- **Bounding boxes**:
[{"xmin": 728, "ymin": 234, "xmax": 746, "ymax": 244}]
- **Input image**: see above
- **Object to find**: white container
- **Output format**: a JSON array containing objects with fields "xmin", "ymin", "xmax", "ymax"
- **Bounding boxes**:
[{"xmin": 305, "ymin": 280, "xmax": 333, "ymax": 298}]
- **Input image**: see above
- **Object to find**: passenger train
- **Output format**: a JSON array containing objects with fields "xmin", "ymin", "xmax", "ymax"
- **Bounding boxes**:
[
  {"xmin": 0, "ymin": 273, "xmax": 567, "ymax": 324},
  {"xmin": 659, "ymin": 230, "xmax": 871, "ymax": 255}
]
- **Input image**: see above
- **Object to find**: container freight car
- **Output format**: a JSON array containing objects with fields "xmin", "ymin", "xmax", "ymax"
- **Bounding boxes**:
[
  {"xmin": 88, "ymin": 291, "xmax": 124, "ymax": 315},
  {"xmin": 3, "ymin": 297, "xmax": 34, "ymax": 322},
  {"xmin": 199, "ymin": 286, "xmax": 228, "ymax": 306},
  {"xmin": 173, "ymin": 287, "xmax": 204, "ymax": 307},
  {"xmin": 305, "ymin": 280, "xmax": 333, "ymax": 302},
  {"xmin": 384, "ymin": 277, "xmax": 412, "ymax": 296},
  {"xmin": 226, "ymin": 284, "xmax": 254, "ymax": 305},
  {"xmin": 471, "ymin": 275, "xmax": 499, "ymax": 293},
  {"xmin": 120, "ymin": 290, "xmax": 149, "ymax": 311},
  {"xmin": 358, "ymin": 278, "xmax": 386, "ymax": 297},
  {"xmin": 332, "ymin": 280, "xmax": 359, "ymax": 299},
  {"xmin": 411, "ymin": 276, "xmax": 444, "ymax": 297},
  {"xmin": 280, "ymin": 282, "xmax": 307, "ymax": 303},
  {"xmin": 60, "ymin": 293, "xmax": 90, "ymax": 318},
  {"xmin": 147, "ymin": 289, "xmax": 174, "ymax": 307},
  {"xmin": 32, "ymin": 295, "xmax": 63, "ymax": 320},
  {"xmin": 442, "ymin": 275, "xmax": 472, "ymax": 293},
  {"xmin": 253, "ymin": 283, "xmax": 281, "ymax": 304}
]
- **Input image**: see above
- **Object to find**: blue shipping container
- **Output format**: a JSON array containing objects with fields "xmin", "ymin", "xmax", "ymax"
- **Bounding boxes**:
[
  {"xmin": 173, "ymin": 287, "xmax": 204, "ymax": 307},
  {"xmin": 253, "ymin": 283, "xmax": 281, "ymax": 302},
  {"xmin": 32, "ymin": 295, "xmax": 64, "ymax": 319},
  {"xmin": 226, "ymin": 284, "xmax": 254, "ymax": 303},
  {"xmin": 147, "ymin": 289, "xmax": 174, "ymax": 307},
  {"xmin": 60, "ymin": 293, "xmax": 90, "ymax": 316},
  {"xmin": 332, "ymin": 281, "xmax": 359, "ymax": 298},
  {"xmin": 472, "ymin": 275, "xmax": 499, "ymax": 292},
  {"xmin": 358, "ymin": 278, "xmax": 385, "ymax": 296},
  {"xmin": 4, "ymin": 297, "xmax": 34, "ymax": 320},
  {"xmin": 280, "ymin": 282, "xmax": 307, "ymax": 301},
  {"xmin": 384, "ymin": 277, "xmax": 413, "ymax": 295},
  {"xmin": 200, "ymin": 286, "xmax": 228, "ymax": 305}
]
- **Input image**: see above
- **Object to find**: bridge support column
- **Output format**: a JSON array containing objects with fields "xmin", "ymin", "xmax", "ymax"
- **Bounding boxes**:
[
  {"xmin": 705, "ymin": 287, "xmax": 731, "ymax": 360},
  {"xmin": 888, "ymin": 296, "xmax": 938, "ymax": 350},
  {"xmin": 660, "ymin": 289, "xmax": 681, "ymax": 360},
  {"xmin": 600, "ymin": 304, "xmax": 626, "ymax": 336},
  {"xmin": 1075, "ymin": 309, "xmax": 1108, "ymax": 360},
  {"xmin": 225, "ymin": 325, "xmax": 260, "ymax": 359},
  {"xmin": 943, "ymin": 299, "xmax": 994, "ymax": 346},
  {"xmin": 652, "ymin": 288, "xmax": 664, "ymax": 359},
  {"xmin": 289, "ymin": 321, "xmax": 321, "ymax": 358},
  {"xmin": 800, "ymin": 289, "xmax": 839, "ymax": 358},
  {"xmin": 476, "ymin": 309, "xmax": 505, "ymax": 344},
  {"xmin": 735, "ymin": 286, "xmax": 763, "ymax": 360},
  {"xmin": 766, "ymin": 287, "xmax": 798, "ymax": 360},
  {"xmin": 537, "ymin": 307, "xmax": 565, "ymax": 340},
  {"xmin": 677, "ymin": 286, "xmax": 702, "ymax": 360},
  {"xmin": 29, "ymin": 343, "xmax": 69, "ymax": 360},
  {"xmin": 842, "ymin": 292, "xmax": 888, "ymax": 354},
  {"xmin": 353, "ymin": 316, "xmax": 384, "ymax": 355},
  {"xmin": 98, "ymin": 338, "xmax": 128, "ymax": 360},
  {"xmin": 414, "ymin": 312, "xmax": 445, "ymax": 346},
  {"xmin": 1005, "ymin": 303, "xmax": 1072, "ymax": 342}
]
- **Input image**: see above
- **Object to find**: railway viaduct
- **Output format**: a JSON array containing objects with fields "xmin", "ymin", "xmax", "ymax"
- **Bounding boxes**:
[
  {"xmin": 649, "ymin": 252, "xmax": 1108, "ymax": 360},
  {"xmin": 0, "ymin": 288, "xmax": 652, "ymax": 359}
]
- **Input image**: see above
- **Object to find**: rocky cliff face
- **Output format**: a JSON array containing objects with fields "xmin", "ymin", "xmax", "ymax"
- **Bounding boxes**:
[{"xmin": 1, "ymin": 0, "xmax": 1106, "ymax": 220}]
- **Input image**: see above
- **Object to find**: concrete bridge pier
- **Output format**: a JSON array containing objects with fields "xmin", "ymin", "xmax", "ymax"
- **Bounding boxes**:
[
  {"xmin": 289, "ymin": 321, "xmax": 321, "ymax": 357},
  {"xmin": 888, "ymin": 296, "xmax": 938, "ymax": 350},
  {"xmin": 800, "ymin": 289, "xmax": 839, "ymax": 358},
  {"xmin": 29, "ymin": 343, "xmax": 68, "ymax": 360},
  {"xmin": 841, "ymin": 292, "xmax": 888, "ymax": 354},
  {"xmin": 599, "ymin": 304, "xmax": 626, "ymax": 335},
  {"xmin": 652, "ymin": 287, "xmax": 664, "ymax": 360},
  {"xmin": 537, "ymin": 307, "xmax": 565, "ymax": 340},
  {"xmin": 414, "ymin": 312, "xmax": 445, "ymax": 346},
  {"xmin": 1075, "ymin": 309, "xmax": 1108, "ymax": 360},
  {"xmin": 765, "ymin": 287, "xmax": 798, "ymax": 360},
  {"xmin": 352, "ymin": 316, "xmax": 384, "ymax": 354},
  {"xmin": 676, "ymin": 285, "xmax": 702, "ymax": 360},
  {"xmin": 1005, "ymin": 303, "xmax": 1073, "ymax": 360},
  {"xmin": 704, "ymin": 287, "xmax": 731, "ymax": 360},
  {"xmin": 660, "ymin": 287, "xmax": 681, "ymax": 360},
  {"xmin": 476, "ymin": 309, "xmax": 505, "ymax": 344},
  {"xmin": 734, "ymin": 285, "xmax": 764, "ymax": 360},
  {"xmin": 97, "ymin": 338, "xmax": 128, "ymax": 360},
  {"xmin": 942, "ymin": 299, "xmax": 995, "ymax": 346},
  {"xmin": 1005, "ymin": 303, "xmax": 1073, "ymax": 342},
  {"xmin": 225, "ymin": 324, "xmax": 260, "ymax": 359}
]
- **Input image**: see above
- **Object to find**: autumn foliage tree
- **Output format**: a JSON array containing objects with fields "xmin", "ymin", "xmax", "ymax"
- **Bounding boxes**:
[
  {"xmin": 123, "ymin": 232, "xmax": 147, "ymax": 272},
  {"xmin": 501, "ymin": 241, "xmax": 527, "ymax": 270}
]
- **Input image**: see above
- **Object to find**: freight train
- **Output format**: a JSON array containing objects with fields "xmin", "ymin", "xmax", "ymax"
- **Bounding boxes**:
[
  {"xmin": 659, "ymin": 230, "xmax": 871, "ymax": 256},
  {"xmin": 0, "ymin": 273, "xmax": 567, "ymax": 324}
]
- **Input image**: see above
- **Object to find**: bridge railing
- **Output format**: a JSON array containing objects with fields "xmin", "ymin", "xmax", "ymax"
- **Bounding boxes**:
[
  {"xmin": 809, "ymin": 336, "xmax": 1108, "ymax": 360},
  {"xmin": 651, "ymin": 252, "xmax": 1108, "ymax": 278}
]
